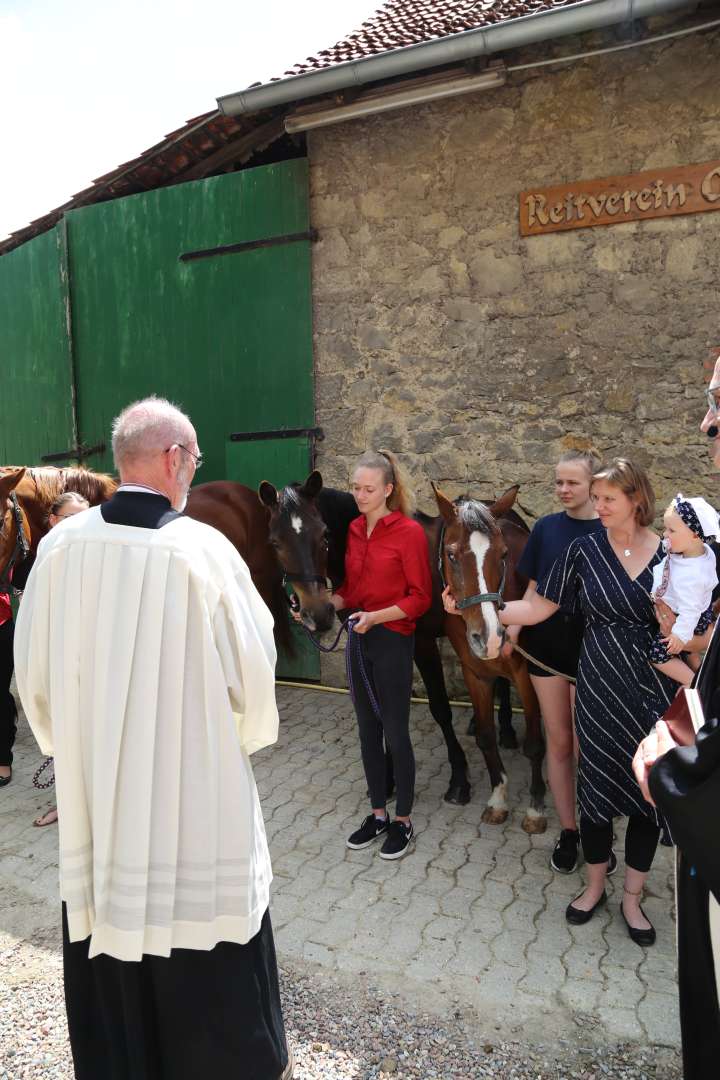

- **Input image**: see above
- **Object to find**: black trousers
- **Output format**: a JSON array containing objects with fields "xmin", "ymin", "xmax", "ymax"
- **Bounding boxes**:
[
  {"xmin": 63, "ymin": 905, "xmax": 289, "ymax": 1080},
  {"xmin": 580, "ymin": 813, "xmax": 660, "ymax": 873},
  {"xmin": 0, "ymin": 619, "xmax": 16, "ymax": 767},
  {"xmin": 348, "ymin": 624, "xmax": 415, "ymax": 817}
]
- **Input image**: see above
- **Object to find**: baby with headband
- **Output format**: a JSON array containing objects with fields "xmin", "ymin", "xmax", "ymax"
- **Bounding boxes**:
[{"xmin": 650, "ymin": 494, "xmax": 719, "ymax": 686}]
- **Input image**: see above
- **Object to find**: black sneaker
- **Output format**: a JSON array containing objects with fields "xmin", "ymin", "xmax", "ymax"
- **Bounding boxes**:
[
  {"xmin": 346, "ymin": 814, "xmax": 388, "ymax": 850},
  {"xmin": 379, "ymin": 820, "xmax": 415, "ymax": 861},
  {"xmin": 550, "ymin": 829, "xmax": 580, "ymax": 873},
  {"xmin": 607, "ymin": 850, "xmax": 618, "ymax": 876}
]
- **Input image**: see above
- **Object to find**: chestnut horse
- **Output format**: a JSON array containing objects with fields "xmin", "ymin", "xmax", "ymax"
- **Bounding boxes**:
[
  {"xmin": 433, "ymin": 485, "xmax": 546, "ymax": 831},
  {"xmin": 0, "ymin": 468, "xmax": 304, "ymax": 659},
  {"xmin": 0, "ymin": 466, "xmax": 118, "ymax": 588},
  {"xmin": 258, "ymin": 472, "xmax": 547, "ymax": 832}
]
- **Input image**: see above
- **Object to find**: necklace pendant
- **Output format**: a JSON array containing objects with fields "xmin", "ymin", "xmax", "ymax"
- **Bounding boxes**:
[{"xmin": 623, "ymin": 548, "xmax": 631, "ymax": 557}]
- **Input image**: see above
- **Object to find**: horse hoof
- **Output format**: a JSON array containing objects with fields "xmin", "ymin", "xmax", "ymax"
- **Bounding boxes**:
[
  {"xmin": 522, "ymin": 814, "xmax": 547, "ymax": 835},
  {"xmin": 444, "ymin": 783, "xmax": 471, "ymax": 806},
  {"xmin": 498, "ymin": 730, "xmax": 519, "ymax": 750},
  {"xmin": 481, "ymin": 807, "xmax": 508, "ymax": 825},
  {"xmin": 466, "ymin": 716, "xmax": 476, "ymax": 737}
]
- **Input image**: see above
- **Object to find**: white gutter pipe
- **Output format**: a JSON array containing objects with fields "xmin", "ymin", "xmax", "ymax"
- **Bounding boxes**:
[{"xmin": 217, "ymin": 0, "xmax": 694, "ymax": 116}]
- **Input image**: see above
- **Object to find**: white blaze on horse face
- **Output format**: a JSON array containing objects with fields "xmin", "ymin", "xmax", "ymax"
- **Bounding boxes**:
[
  {"xmin": 468, "ymin": 531, "xmax": 503, "ymax": 657},
  {"xmin": 290, "ymin": 514, "xmax": 303, "ymax": 535}
]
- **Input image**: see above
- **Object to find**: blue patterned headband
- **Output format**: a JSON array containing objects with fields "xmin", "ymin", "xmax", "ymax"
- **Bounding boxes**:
[{"xmin": 673, "ymin": 495, "xmax": 716, "ymax": 542}]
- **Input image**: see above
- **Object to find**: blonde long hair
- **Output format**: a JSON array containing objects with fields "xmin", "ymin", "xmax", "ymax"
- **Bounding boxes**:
[{"xmin": 353, "ymin": 449, "xmax": 415, "ymax": 518}]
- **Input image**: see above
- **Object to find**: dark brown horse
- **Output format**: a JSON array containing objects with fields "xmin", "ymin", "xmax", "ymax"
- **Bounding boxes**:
[
  {"xmin": 433, "ymin": 485, "xmax": 546, "ymax": 831},
  {"xmin": 0, "ymin": 466, "xmax": 324, "ymax": 659},
  {"xmin": 184, "ymin": 480, "xmax": 336, "ymax": 656},
  {"xmin": 258, "ymin": 472, "xmax": 547, "ymax": 832}
]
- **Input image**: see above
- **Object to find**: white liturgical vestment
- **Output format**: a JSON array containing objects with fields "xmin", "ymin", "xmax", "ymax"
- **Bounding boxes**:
[{"xmin": 14, "ymin": 507, "xmax": 278, "ymax": 961}]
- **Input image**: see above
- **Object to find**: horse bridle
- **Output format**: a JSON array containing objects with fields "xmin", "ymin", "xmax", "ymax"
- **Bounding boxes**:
[
  {"xmin": 0, "ymin": 492, "xmax": 31, "ymax": 591},
  {"xmin": 438, "ymin": 522, "xmax": 507, "ymax": 611}
]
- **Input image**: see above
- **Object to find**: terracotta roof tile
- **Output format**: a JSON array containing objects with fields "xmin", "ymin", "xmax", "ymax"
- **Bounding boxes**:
[{"xmin": 282, "ymin": 0, "xmax": 586, "ymax": 76}]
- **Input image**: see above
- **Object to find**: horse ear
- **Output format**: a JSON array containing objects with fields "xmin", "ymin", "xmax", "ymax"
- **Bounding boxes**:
[
  {"xmin": 299, "ymin": 470, "xmax": 323, "ymax": 500},
  {"xmin": 488, "ymin": 484, "xmax": 520, "ymax": 518},
  {"xmin": 0, "ymin": 467, "xmax": 26, "ymax": 500},
  {"xmin": 257, "ymin": 481, "xmax": 278, "ymax": 509},
  {"xmin": 432, "ymin": 482, "xmax": 458, "ymax": 525}
]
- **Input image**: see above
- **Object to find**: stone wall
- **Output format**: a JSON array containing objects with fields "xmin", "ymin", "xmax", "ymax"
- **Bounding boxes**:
[{"xmin": 307, "ymin": 21, "xmax": 720, "ymax": 690}]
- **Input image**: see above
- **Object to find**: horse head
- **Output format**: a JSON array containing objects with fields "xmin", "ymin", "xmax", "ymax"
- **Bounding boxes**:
[
  {"xmin": 0, "ymin": 468, "xmax": 30, "ymax": 591},
  {"xmin": 258, "ymin": 470, "xmax": 336, "ymax": 635},
  {"xmin": 434, "ymin": 483, "xmax": 520, "ymax": 661}
]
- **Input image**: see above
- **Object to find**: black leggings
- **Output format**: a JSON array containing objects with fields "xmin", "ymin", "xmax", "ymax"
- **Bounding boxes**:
[
  {"xmin": 580, "ymin": 813, "xmax": 660, "ymax": 874},
  {"xmin": 347, "ymin": 625, "xmax": 415, "ymax": 817},
  {"xmin": 0, "ymin": 619, "xmax": 16, "ymax": 768}
]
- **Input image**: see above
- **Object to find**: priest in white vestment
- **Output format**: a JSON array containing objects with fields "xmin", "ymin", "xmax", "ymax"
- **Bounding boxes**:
[{"xmin": 14, "ymin": 397, "xmax": 292, "ymax": 1080}]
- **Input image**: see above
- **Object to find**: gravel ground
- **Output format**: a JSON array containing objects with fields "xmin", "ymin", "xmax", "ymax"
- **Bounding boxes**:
[{"xmin": 0, "ymin": 943, "xmax": 683, "ymax": 1080}]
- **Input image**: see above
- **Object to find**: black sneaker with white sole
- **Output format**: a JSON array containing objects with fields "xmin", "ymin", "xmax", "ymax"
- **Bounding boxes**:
[
  {"xmin": 347, "ymin": 814, "xmax": 388, "ymax": 850},
  {"xmin": 379, "ymin": 820, "xmax": 414, "ymax": 860},
  {"xmin": 550, "ymin": 829, "xmax": 580, "ymax": 873}
]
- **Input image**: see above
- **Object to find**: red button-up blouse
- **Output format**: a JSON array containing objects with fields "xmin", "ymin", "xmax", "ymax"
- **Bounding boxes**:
[{"xmin": 336, "ymin": 511, "xmax": 432, "ymax": 635}]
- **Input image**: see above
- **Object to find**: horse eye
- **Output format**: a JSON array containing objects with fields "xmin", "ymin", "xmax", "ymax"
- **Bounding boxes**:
[{"xmin": 447, "ymin": 550, "xmax": 457, "ymax": 564}]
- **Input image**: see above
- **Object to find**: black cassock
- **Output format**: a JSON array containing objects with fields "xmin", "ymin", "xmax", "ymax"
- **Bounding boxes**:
[
  {"xmin": 649, "ymin": 624, "xmax": 720, "ymax": 1080},
  {"xmin": 63, "ymin": 491, "xmax": 290, "ymax": 1080}
]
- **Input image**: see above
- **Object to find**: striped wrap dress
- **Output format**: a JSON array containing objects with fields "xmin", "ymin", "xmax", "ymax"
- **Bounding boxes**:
[{"xmin": 537, "ymin": 529, "xmax": 675, "ymax": 840}]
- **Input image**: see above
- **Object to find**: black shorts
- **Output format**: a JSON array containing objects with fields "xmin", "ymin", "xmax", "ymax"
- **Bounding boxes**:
[{"xmin": 520, "ymin": 610, "xmax": 583, "ymax": 680}]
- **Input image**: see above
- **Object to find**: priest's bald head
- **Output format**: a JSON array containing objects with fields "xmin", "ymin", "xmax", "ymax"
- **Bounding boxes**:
[
  {"xmin": 701, "ymin": 351, "xmax": 720, "ymax": 470},
  {"xmin": 111, "ymin": 396, "xmax": 201, "ymax": 512}
]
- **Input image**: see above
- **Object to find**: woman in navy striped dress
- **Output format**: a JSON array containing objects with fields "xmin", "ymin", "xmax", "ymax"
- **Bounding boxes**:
[{"xmin": 496, "ymin": 460, "xmax": 675, "ymax": 946}]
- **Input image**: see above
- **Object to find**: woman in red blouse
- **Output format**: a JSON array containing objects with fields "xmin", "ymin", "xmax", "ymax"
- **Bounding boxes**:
[{"xmin": 333, "ymin": 450, "xmax": 432, "ymax": 860}]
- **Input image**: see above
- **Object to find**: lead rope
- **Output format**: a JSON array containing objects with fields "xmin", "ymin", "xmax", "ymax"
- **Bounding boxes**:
[
  {"xmin": 296, "ymin": 616, "xmax": 382, "ymax": 719},
  {"xmin": 507, "ymin": 642, "xmax": 577, "ymax": 683}
]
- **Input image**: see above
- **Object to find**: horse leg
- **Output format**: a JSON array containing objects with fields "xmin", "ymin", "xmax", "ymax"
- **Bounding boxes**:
[
  {"xmin": 509, "ymin": 658, "xmax": 547, "ymax": 835},
  {"xmin": 496, "ymin": 677, "xmax": 518, "ymax": 749},
  {"xmin": 463, "ymin": 667, "xmax": 509, "ymax": 825},
  {"xmin": 414, "ymin": 635, "xmax": 471, "ymax": 805}
]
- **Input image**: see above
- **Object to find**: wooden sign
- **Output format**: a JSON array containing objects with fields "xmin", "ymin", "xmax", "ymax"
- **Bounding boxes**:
[{"xmin": 520, "ymin": 159, "xmax": 720, "ymax": 236}]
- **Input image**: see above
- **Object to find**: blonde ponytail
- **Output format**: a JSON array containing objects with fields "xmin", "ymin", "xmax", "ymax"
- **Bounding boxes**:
[{"xmin": 353, "ymin": 449, "xmax": 415, "ymax": 517}]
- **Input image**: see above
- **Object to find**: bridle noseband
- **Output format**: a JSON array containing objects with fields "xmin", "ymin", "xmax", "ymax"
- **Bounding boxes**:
[
  {"xmin": 438, "ymin": 521, "xmax": 507, "ymax": 611},
  {"xmin": 0, "ymin": 492, "xmax": 31, "ymax": 591}
]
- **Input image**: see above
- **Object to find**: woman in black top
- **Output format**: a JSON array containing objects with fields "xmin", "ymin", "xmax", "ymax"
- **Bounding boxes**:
[{"xmin": 506, "ymin": 450, "xmax": 603, "ymax": 874}]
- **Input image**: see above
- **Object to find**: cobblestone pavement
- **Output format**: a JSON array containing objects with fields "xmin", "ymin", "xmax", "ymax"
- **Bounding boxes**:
[
  {"xmin": 0, "ymin": 684, "xmax": 682, "ymax": 1077},
  {"xmin": 265, "ymin": 687, "xmax": 680, "ymax": 1050}
]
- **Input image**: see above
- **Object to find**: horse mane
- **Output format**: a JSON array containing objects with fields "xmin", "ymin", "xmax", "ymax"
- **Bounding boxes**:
[
  {"xmin": 25, "ymin": 467, "xmax": 118, "ymax": 507},
  {"xmin": 456, "ymin": 498, "xmax": 495, "ymax": 533},
  {"xmin": 453, "ymin": 495, "xmax": 530, "ymax": 535}
]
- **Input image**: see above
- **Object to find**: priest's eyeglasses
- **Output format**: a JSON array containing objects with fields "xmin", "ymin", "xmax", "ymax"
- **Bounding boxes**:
[
  {"xmin": 166, "ymin": 444, "xmax": 203, "ymax": 469},
  {"xmin": 706, "ymin": 389, "xmax": 720, "ymax": 416}
]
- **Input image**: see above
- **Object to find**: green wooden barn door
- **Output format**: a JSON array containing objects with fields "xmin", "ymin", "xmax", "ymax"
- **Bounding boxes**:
[
  {"xmin": 0, "ymin": 226, "xmax": 76, "ymax": 464},
  {"xmin": 66, "ymin": 158, "xmax": 317, "ymax": 677}
]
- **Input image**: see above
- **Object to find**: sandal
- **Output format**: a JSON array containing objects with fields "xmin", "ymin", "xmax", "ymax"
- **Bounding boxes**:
[{"xmin": 33, "ymin": 807, "xmax": 59, "ymax": 828}]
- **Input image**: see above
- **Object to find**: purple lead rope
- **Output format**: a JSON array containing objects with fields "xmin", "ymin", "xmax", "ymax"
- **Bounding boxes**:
[{"xmin": 298, "ymin": 616, "xmax": 382, "ymax": 720}]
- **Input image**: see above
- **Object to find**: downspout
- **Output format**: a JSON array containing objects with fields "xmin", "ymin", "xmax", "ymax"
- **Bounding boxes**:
[{"xmin": 217, "ymin": 0, "xmax": 694, "ymax": 116}]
